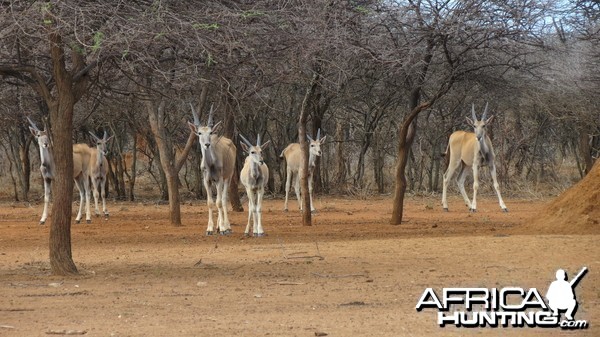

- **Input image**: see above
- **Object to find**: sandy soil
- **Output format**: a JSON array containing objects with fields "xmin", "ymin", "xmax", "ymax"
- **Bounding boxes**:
[{"xmin": 0, "ymin": 195, "xmax": 598, "ymax": 337}]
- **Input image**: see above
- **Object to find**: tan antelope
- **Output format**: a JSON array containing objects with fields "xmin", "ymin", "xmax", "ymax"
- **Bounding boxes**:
[
  {"xmin": 88, "ymin": 131, "xmax": 113, "ymax": 219},
  {"xmin": 239, "ymin": 133, "xmax": 270, "ymax": 237},
  {"xmin": 280, "ymin": 129, "xmax": 326, "ymax": 212},
  {"xmin": 441, "ymin": 103, "xmax": 508, "ymax": 213},
  {"xmin": 188, "ymin": 104, "xmax": 236, "ymax": 235},
  {"xmin": 28, "ymin": 117, "xmax": 92, "ymax": 224}
]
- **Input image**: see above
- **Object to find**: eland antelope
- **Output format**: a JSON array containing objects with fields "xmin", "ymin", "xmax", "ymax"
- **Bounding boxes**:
[
  {"xmin": 239, "ymin": 134, "xmax": 270, "ymax": 237},
  {"xmin": 280, "ymin": 129, "xmax": 326, "ymax": 212},
  {"xmin": 188, "ymin": 104, "xmax": 236, "ymax": 235},
  {"xmin": 88, "ymin": 131, "xmax": 113, "ymax": 219},
  {"xmin": 28, "ymin": 117, "xmax": 92, "ymax": 224},
  {"xmin": 441, "ymin": 103, "xmax": 508, "ymax": 213}
]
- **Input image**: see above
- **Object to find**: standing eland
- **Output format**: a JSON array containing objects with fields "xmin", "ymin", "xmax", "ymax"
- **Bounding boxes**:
[
  {"xmin": 28, "ymin": 117, "xmax": 92, "ymax": 224},
  {"xmin": 239, "ymin": 134, "xmax": 270, "ymax": 237},
  {"xmin": 441, "ymin": 103, "xmax": 508, "ymax": 212},
  {"xmin": 188, "ymin": 104, "xmax": 236, "ymax": 235},
  {"xmin": 280, "ymin": 129, "xmax": 326, "ymax": 212},
  {"xmin": 88, "ymin": 131, "xmax": 113, "ymax": 219}
]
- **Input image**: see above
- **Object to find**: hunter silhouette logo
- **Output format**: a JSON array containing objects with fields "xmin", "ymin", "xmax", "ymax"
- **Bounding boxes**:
[
  {"xmin": 416, "ymin": 267, "xmax": 589, "ymax": 329},
  {"xmin": 546, "ymin": 267, "xmax": 587, "ymax": 321}
]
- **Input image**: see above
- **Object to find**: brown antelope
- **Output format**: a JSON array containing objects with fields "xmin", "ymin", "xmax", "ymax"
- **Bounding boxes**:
[
  {"xmin": 239, "ymin": 134, "xmax": 270, "ymax": 237},
  {"xmin": 441, "ymin": 103, "xmax": 508, "ymax": 213},
  {"xmin": 28, "ymin": 118, "xmax": 92, "ymax": 224},
  {"xmin": 188, "ymin": 104, "xmax": 236, "ymax": 235},
  {"xmin": 280, "ymin": 129, "xmax": 326, "ymax": 212},
  {"xmin": 88, "ymin": 131, "xmax": 112, "ymax": 219}
]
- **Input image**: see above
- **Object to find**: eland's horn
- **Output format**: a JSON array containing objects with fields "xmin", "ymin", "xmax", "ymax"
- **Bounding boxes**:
[
  {"xmin": 239, "ymin": 134, "xmax": 253, "ymax": 147},
  {"xmin": 190, "ymin": 103, "xmax": 200, "ymax": 126},
  {"xmin": 207, "ymin": 103, "xmax": 215, "ymax": 127},
  {"xmin": 471, "ymin": 103, "xmax": 478, "ymax": 121},
  {"xmin": 482, "ymin": 102, "xmax": 489, "ymax": 120},
  {"xmin": 27, "ymin": 116, "xmax": 40, "ymax": 131},
  {"xmin": 103, "ymin": 130, "xmax": 108, "ymax": 140},
  {"xmin": 257, "ymin": 133, "xmax": 261, "ymax": 147},
  {"xmin": 307, "ymin": 133, "xmax": 314, "ymax": 142},
  {"xmin": 316, "ymin": 128, "xmax": 321, "ymax": 140}
]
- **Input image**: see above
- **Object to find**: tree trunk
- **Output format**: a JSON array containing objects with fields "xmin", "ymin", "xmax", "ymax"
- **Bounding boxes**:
[
  {"xmin": 223, "ymin": 101, "xmax": 243, "ymax": 212},
  {"xmin": 127, "ymin": 128, "xmax": 137, "ymax": 201},
  {"xmin": 334, "ymin": 120, "xmax": 346, "ymax": 188},
  {"xmin": 299, "ymin": 72, "xmax": 320, "ymax": 226},
  {"xmin": 48, "ymin": 31, "xmax": 78, "ymax": 275},
  {"xmin": 390, "ymin": 98, "xmax": 431, "ymax": 225}
]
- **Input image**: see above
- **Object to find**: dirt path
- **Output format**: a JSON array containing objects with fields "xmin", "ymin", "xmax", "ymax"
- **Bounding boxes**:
[{"xmin": 0, "ymin": 196, "xmax": 598, "ymax": 336}]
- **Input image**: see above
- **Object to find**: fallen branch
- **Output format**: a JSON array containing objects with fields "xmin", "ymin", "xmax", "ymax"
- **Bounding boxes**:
[
  {"xmin": 45, "ymin": 330, "xmax": 87, "ymax": 335},
  {"xmin": 286, "ymin": 255, "xmax": 324, "ymax": 260},
  {"xmin": 312, "ymin": 273, "xmax": 367, "ymax": 279},
  {"xmin": 268, "ymin": 281, "xmax": 306, "ymax": 286},
  {"xmin": 0, "ymin": 325, "xmax": 16, "ymax": 329}
]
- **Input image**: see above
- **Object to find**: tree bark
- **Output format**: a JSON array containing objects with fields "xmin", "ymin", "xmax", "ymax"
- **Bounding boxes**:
[
  {"xmin": 299, "ymin": 72, "xmax": 320, "ymax": 226},
  {"xmin": 146, "ymin": 98, "xmax": 197, "ymax": 226},
  {"xmin": 223, "ymin": 100, "xmax": 243, "ymax": 212},
  {"xmin": 48, "ymin": 31, "xmax": 78, "ymax": 275}
]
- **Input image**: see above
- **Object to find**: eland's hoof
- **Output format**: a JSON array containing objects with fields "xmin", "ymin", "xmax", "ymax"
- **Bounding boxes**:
[
  {"xmin": 443, "ymin": 208, "xmax": 449, "ymax": 212},
  {"xmin": 502, "ymin": 208, "xmax": 509, "ymax": 213},
  {"xmin": 39, "ymin": 221, "xmax": 45, "ymax": 225},
  {"xmin": 283, "ymin": 208, "xmax": 288, "ymax": 213},
  {"xmin": 104, "ymin": 213, "xmax": 110, "ymax": 218},
  {"xmin": 254, "ymin": 233, "xmax": 266, "ymax": 237},
  {"xmin": 206, "ymin": 231, "xmax": 214, "ymax": 236},
  {"xmin": 75, "ymin": 220, "xmax": 81, "ymax": 224},
  {"xmin": 311, "ymin": 209, "xmax": 317, "ymax": 214},
  {"xmin": 220, "ymin": 229, "xmax": 232, "ymax": 236},
  {"xmin": 95, "ymin": 214, "xmax": 100, "ymax": 217},
  {"xmin": 469, "ymin": 208, "xmax": 477, "ymax": 213},
  {"xmin": 244, "ymin": 232, "xmax": 251, "ymax": 237},
  {"xmin": 86, "ymin": 219, "xmax": 92, "ymax": 224}
]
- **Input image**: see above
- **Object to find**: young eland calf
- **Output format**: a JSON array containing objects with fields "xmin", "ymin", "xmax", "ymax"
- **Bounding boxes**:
[
  {"xmin": 441, "ymin": 103, "xmax": 508, "ymax": 212},
  {"xmin": 188, "ymin": 104, "xmax": 236, "ymax": 235},
  {"xmin": 239, "ymin": 134, "xmax": 270, "ymax": 237},
  {"xmin": 280, "ymin": 129, "xmax": 326, "ymax": 212}
]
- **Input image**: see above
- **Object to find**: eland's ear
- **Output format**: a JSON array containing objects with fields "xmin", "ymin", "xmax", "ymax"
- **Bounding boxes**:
[
  {"xmin": 240, "ymin": 142, "xmax": 249, "ymax": 153},
  {"xmin": 484, "ymin": 115, "xmax": 495, "ymax": 125},
  {"xmin": 29, "ymin": 126, "xmax": 38, "ymax": 138},
  {"xmin": 465, "ymin": 117, "xmax": 474, "ymax": 126},
  {"xmin": 188, "ymin": 121, "xmax": 197, "ymax": 133},
  {"xmin": 261, "ymin": 140, "xmax": 271, "ymax": 150},
  {"xmin": 319, "ymin": 135, "xmax": 327, "ymax": 144}
]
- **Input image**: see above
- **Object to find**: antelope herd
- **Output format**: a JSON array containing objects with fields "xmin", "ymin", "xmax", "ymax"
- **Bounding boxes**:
[{"xmin": 27, "ymin": 101, "xmax": 509, "ymax": 235}]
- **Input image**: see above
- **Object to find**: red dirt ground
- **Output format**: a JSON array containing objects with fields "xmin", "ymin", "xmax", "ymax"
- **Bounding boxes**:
[{"xmin": 0, "ymin": 194, "xmax": 598, "ymax": 336}]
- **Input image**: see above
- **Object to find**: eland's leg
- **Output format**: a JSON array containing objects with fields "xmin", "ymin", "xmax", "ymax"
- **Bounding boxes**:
[
  {"xmin": 84, "ymin": 176, "xmax": 92, "ymax": 223},
  {"xmin": 74, "ymin": 178, "xmax": 85, "ymax": 223},
  {"xmin": 442, "ymin": 160, "xmax": 461, "ymax": 211},
  {"xmin": 283, "ymin": 168, "xmax": 292, "ymax": 212},
  {"xmin": 255, "ymin": 188, "xmax": 265, "ymax": 236},
  {"xmin": 40, "ymin": 178, "xmax": 51, "ymax": 225},
  {"xmin": 471, "ymin": 163, "xmax": 480, "ymax": 212},
  {"xmin": 215, "ymin": 179, "xmax": 226, "ymax": 234},
  {"xmin": 100, "ymin": 178, "xmax": 109, "ymax": 218},
  {"xmin": 221, "ymin": 178, "xmax": 232, "ymax": 234},
  {"xmin": 204, "ymin": 177, "xmax": 215, "ymax": 235},
  {"xmin": 294, "ymin": 175, "xmax": 302, "ymax": 211},
  {"xmin": 244, "ymin": 188, "xmax": 255, "ymax": 236},
  {"xmin": 92, "ymin": 178, "xmax": 101, "ymax": 217},
  {"xmin": 308, "ymin": 173, "xmax": 316, "ymax": 213},
  {"xmin": 490, "ymin": 164, "xmax": 508, "ymax": 212},
  {"xmin": 456, "ymin": 165, "xmax": 472, "ymax": 209}
]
